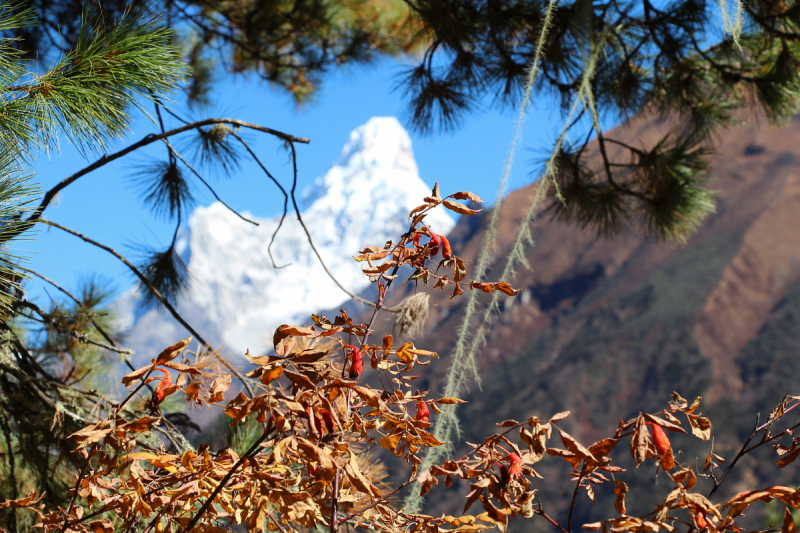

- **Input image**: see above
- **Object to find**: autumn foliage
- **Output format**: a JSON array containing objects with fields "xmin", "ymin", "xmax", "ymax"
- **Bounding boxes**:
[{"xmin": 4, "ymin": 190, "xmax": 800, "ymax": 533}]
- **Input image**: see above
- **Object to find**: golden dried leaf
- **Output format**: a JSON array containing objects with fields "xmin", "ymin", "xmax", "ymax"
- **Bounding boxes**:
[
  {"xmin": 435, "ymin": 397, "xmax": 468, "ymax": 405},
  {"xmin": 396, "ymin": 343, "xmax": 414, "ymax": 364},
  {"xmin": 260, "ymin": 365, "xmax": 284, "ymax": 385},
  {"xmin": 783, "ymin": 507, "xmax": 796, "ymax": 533},
  {"xmin": 550, "ymin": 411, "xmax": 570, "ymax": 422},
  {"xmin": 583, "ymin": 524, "xmax": 602, "ymax": 530}
]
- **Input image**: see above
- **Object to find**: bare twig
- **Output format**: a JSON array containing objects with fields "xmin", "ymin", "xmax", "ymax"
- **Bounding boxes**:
[
  {"xmin": 61, "ymin": 445, "xmax": 96, "ymax": 532},
  {"xmin": 286, "ymin": 142, "xmax": 399, "ymax": 312},
  {"xmin": 4, "ymin": 119, "xmax": 308, "ymax": 242},
  {"xmin": 181, "ymin": 425, "xmax": 274, "ymax": 533},
  {"xmin": 37, "ymin": 219, "xmax": 256, "ymax": 397},
  {"xmin": 708, "ymin": 414, "xmax": 760, "ymax": 498},
  {"xmin": 162, "ymin": 138, "xmax": 259, "ymax": 226},
  {"xmin": 230, "ymin": 130, "xmax": 290, "ymax": 269},
  {"xmin": 568, "ymin": 462, "xmax": 587, "ymax": 533}
]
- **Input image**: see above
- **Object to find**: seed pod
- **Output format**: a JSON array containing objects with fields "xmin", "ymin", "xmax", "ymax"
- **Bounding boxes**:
[
  {"xmin": 415, "ymin": 401, "xmax": 430, "ymax": 423},
  {"xmin": 694, "ymin": 506, "xmax": 707, "ymax": 529},
  {"xmin": 429, "ymin": 234, "xmax": 441, "ymax": 257},
  {"xmin": 346, "ymin": 345, "xmax": 363, "ymax": 379},
  {"xmin": 650, "ymin": 423, "xmax": 671, "ymax": 456},
  {"xmin": 508, "ymin": 452, "xmax": 523, "ymax": 478},
  {"xmin": 440, "ymin": 235, "xmax": 453, "ymax": 259},
  {"xmin": 152, "ymin": 368, "xmax": 173, "ymax": 405},
  {"xmin": 317, "ymin": 408, "xmax": 336, "ymax": 434}
]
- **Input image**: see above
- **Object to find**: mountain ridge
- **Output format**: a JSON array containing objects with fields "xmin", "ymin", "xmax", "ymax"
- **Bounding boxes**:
[{"xmin": 115, "ymin": 117, "xmax": 455, "ymax": 363}]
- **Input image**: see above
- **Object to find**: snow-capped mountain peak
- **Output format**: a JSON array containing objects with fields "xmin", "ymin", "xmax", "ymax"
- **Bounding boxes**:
[{"xmin": 117, "ymin": 117, "xmax": 455, "ymax": 361}]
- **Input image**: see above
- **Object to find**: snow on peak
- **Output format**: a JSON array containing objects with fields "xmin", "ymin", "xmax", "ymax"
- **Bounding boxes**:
[{"xmin": 117, "ymin": 117, "xmax": 455, "ymax": 361}]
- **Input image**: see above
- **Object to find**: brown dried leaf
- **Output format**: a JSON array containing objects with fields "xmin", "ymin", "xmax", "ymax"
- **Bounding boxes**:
[
  {"xmin": 154, "ymin": 337, "xmax": 192, "ymax": 365},
  {"xmin": 556, "ymin": 426, "xmax": 598, "ymax": 463},
  {"xmin": 644, "ymin": 413, "xmax": 686, "ymax": 433},
  {"xmin": 121, "ymin": 364, "xmax": 153, "ymax": 387},
  {"xmin": 632, "ymin": 415, "xmax": 652, "ymax": 466},
  {"xmin": 686, "ymin": 414, "xmax": 712, "ymax": 440},
  {"xmin": 449, "ymin": 191, "xmax": 485, "ymax": 203},
  {"xmin": 161, "ymin": 361, "xmax": 204, "ymax": 375},
  {"xmin": 614, "ymin": 480, "xmax": 629, "ymax": 516},
  {"xmin": 88, "ymin": 519, "xmax": 114, "ymax": 533},
  {"xmin": 777, "ymin": 445, "xmax": 800, "ymax": 468},
  {"xmin": 297, "ymin": 438, "xmax": 335, "ymax": 482},
  {"xmin": 659, "ymin": 447, "xmax": 675, "ymax": 471},
  {"xmin": 443, "ymin": 199, "xmax": 482, "ymax": 215},
  {"xmin": 209, "ymin": 375, "xmax": 232, "ymax": 399},
  {"xmin": 497, "ymin": 420, "xmax": 519, "ymax": 428},
  {"xmin": 0, "ymin": 490, "xmax": 44, "ymax": 508},
  {"xmin": 284, "ymin": 369, "xmax": 317, "ymax": 390},
  {"xmin": 673, "ymin": 468, "xmax": 697, "ymax": 490},
  {"xmin": 550, "ymin": 411, "xmax": 570, "ymax": 422}
]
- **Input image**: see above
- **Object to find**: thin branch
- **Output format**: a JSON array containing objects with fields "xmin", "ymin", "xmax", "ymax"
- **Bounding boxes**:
[
  {"xmin": 229, "ymin": 130, "xmax": 290, "ymax": 269},
  {"xmin": 0, "ymin": 415, "xmax": 19, "ymax": 532},
  {"xmin": 568, "ymin": 462, "xmax": 587, "ymax": 533},
  {"xmin": 286, "ymin": 142, "xmax": 398, "ymax": 312},
  {"xmin": 37, "ymin": 219, "xmax": 256, "ymax": 397},
  {"xmin": 61, "ymin": 446, "xmax": 96, "ymax": 532},
  {"xmin": 708, "ymin": 414, "xmax": 760, "ymax": 498},
  {"xmin": 5, "ymin": 118, "xmax": 308, "ymax": 242},
  {"xmin": 181, "ymin": 425, "xmax": 275, "ymax": 533},
  {"xmin": 535, "ymin": 501, "xmax": 570, "ymax": 533},
  {"xmin": 339, "ymin": 477, "xmax": 417, "ymax": 524},
  {"xmin": 162, "ymin": 138, "xmax": 258, "ymax": 226}
]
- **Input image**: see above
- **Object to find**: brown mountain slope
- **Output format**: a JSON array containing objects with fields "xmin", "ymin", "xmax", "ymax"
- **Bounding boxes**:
[{"xmin": 366, "ymin": 112, "xmax": 800, "ymax": 527}]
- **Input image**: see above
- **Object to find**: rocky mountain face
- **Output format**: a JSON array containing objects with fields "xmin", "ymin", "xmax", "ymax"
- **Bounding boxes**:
[
  {"xmin": 383, "ymin": 112, "xmax": 800, "ymax": 528},
  {"xmin": 115, "ymin": 117, "xmax": 454, "ymax": 365}
]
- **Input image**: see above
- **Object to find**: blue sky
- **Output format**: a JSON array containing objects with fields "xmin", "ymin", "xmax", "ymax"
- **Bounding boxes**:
[{"xmin": 24, "ymin": 56, "xmax": 583, "ymax": 304}]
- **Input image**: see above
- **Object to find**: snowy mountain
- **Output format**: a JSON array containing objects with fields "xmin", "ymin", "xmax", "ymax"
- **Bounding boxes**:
[{"xmin": 115, "ymin": 117, "xmax": 455, "ymax": 363}]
